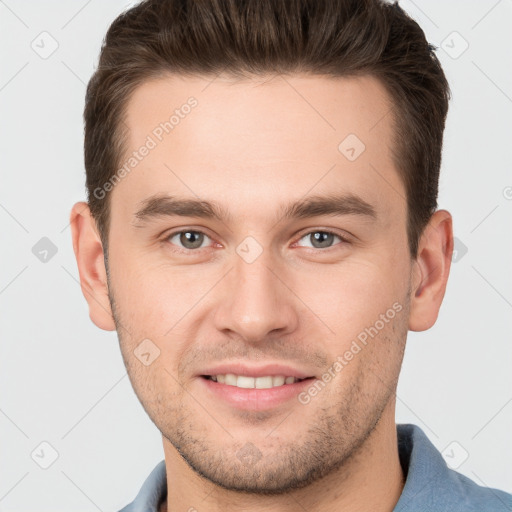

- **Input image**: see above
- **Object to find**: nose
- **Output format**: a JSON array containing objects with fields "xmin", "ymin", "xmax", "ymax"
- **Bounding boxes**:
[{"xmin": 213, "ymin": 248, "xmax": 299, "ymax": 344}]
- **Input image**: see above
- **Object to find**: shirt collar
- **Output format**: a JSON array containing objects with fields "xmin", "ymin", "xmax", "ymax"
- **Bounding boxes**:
[{"xmin": 120, "ymin": 423, "xmax": 511, "ymax": 512}]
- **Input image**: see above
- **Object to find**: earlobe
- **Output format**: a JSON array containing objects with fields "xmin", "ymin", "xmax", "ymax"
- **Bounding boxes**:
[
  {"xmin": 69, "ymin": 201, "xmax": 116, "ymax": 331},
  {"xmin": 408, "ymin": 210, "xmax": 453, "ymax": 332}
]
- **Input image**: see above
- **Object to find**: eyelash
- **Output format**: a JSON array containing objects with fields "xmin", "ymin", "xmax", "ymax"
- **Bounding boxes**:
[{"xmin": 162, "ymin": 228, "xmax": 351, "ymax": 254}]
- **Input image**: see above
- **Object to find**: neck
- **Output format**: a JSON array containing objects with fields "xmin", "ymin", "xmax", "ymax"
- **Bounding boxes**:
[{"xmin": 161, "ymin": 405, "xmax": 404, "ymax": 512}]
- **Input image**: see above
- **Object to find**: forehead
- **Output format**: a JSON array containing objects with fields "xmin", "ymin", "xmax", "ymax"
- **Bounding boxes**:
[{"xmin": 113, "ymin": 72, "xmax": 403, "ymax": 222}]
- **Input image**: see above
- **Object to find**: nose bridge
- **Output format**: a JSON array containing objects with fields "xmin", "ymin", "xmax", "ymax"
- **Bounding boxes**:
[{"xmin": 214, "ymin": 243, "xmax": 297, "ymax": 341}]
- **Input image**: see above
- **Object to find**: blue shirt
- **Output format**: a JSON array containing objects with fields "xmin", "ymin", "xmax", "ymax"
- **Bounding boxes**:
[{"xmin": 118, "ymin": 424, "xmax": 512, "ymax": 511}]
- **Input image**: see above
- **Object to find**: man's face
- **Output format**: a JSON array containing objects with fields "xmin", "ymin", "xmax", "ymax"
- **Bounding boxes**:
[{"xmin": 107, "ymin": 73, "xmax": 412, "ymax": 492}]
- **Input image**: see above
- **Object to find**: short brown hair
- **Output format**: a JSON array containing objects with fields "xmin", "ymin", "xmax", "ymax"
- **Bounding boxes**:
[{"xmin": 84, "ymin": 0, "xmax": 450, "ymax": 258}]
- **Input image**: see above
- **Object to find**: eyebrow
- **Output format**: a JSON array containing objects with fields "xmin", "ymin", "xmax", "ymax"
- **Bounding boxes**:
[{"xmin": 132, "ymin": 192, "xmax": 377, "ymax": 226}]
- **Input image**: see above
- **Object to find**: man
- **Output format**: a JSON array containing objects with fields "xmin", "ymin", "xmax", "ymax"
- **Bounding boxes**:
[{"xmin": 69, "ymin": 0, "xmax": 512, "ymax": 510}]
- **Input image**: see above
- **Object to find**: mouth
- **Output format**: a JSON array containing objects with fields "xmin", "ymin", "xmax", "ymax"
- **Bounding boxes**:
[
  {"xmin": 198, "ymin": 372, "xmax": 316, "ymax": 411},
  {"xmin": 196, "ymin": 363, "xmax": 317, "ymax": 410},
  {"xmin": 201, "ymin": 374, "xmax": 312, "ymax": 389}
]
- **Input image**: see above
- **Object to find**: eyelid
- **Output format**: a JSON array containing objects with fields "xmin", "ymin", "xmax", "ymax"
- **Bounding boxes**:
[
  {"xmin": 162, "ymin": 227, "xmax": 352, "ymax": 254},
  {"xmin": 162, "ymin": 228, "xmax": 218, "ymax": 253},
  {"xmin": 292, "ymin": 228, "xmax": 352, "ymax": 249}
]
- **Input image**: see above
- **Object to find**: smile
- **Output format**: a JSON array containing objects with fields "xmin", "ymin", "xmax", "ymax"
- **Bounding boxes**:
[{"xmin": 203, "ymin": 374, "xmax": 307, "ymax": 389}]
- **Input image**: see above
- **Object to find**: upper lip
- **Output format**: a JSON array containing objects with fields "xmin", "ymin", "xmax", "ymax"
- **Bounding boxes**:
[{"xmin": 199, "ymin": 363, "xmax": 314, "ymax": 379}]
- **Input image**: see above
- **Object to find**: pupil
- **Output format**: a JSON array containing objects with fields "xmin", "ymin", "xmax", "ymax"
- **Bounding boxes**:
[
  {"xmin": 180, "ymin": 231, "xmax": 203, "ymax": 249},
  {"xmin": 312, "ymin": 232, "xmax": 333, "ymax": 248}
]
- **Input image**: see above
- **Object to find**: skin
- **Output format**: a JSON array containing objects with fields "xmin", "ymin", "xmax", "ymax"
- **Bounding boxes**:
[{"xmin": 70, "ymin": 73, "xmax": 453, "ymax": 512}]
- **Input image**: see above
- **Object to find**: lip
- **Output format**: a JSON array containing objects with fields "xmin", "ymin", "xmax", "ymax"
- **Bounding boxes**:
[
  {"xmin": 198, "ymin": 375, "xmax": 316, "ymax": 411},
  {"xmin": 197, "ymin": 363, "xmax": 314, "ymax": 379}
]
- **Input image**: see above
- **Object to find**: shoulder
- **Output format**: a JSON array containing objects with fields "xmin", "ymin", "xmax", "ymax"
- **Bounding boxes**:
[
  {"xmin": 117, "ymin": 460, "xmax": 167, "ymax": 512},
  {"xmin": 394, "ymin": 424, "xmax": 512, "ymax": 512}
]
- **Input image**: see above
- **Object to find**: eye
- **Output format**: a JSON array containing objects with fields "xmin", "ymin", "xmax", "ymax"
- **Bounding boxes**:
[
  {"xmin": 166, "ymin": 230, "xmax": 212, "ymax": 251},
  {"xmin": 295, "ymin": 230, "xmax": 347, "ymax": 249}
]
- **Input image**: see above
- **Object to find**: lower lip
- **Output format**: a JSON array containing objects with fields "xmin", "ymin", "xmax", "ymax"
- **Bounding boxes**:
[{"xmin": 199, "ymin": 376, "xmax": 315, "ymax": 411}]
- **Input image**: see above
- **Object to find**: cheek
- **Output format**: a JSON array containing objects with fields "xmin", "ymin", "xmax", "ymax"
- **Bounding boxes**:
[
  {"xmin": 297, "ymin": 257, "xmax": 406, "ymax": 330},
  {"xmin": 111, "ymin": 259, "xmax": 191, "ymax": 323},
  {"xmin": 293, "ymin": 255, "xmax": 409, "ymax": 389},
  {"xmin": 110, "ymin": 237, "xmax": 409, "ymax": 349},
  {"xmin": 109, "ymin": 260, "xmax": 215, "ymax": 373}
]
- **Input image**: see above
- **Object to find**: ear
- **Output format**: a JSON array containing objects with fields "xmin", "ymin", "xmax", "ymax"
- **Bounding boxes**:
[
  {"xmin": 409, "ymin": 209, "xmax": 453, "ymax": 332},
  {"xmin": 69, "ymin": 201, "xmax": 116, "ymax": 331}
]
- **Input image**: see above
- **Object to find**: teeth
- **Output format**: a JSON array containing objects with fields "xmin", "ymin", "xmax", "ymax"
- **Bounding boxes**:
[
  {"xmin": 236, "ymin": 375, "xmax": 255, "ymax": 389},
  {"xmin": 272, "ymin": 376, "xmax": 285, "ymax": 387},
  {"xmin": 255, "ymin": 376, "xmax": 273, "ymax": 389},
  {"xmin": 209, "ymin": 374, "xmax": 302, "ymax": 388},
  {"xmin": 225, "ymin": 373, "xmax": 237, "ymax": 386}
]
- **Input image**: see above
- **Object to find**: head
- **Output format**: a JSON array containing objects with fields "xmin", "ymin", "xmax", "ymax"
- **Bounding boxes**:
[{"xmin": 71, "ymin": 0, "xmax": 453, "ymax": 494}]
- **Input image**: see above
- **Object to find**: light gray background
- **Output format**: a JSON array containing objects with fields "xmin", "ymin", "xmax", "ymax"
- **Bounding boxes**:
[{"xmin": 1, "ymin": 0, "xmax": 511, "ymax": 510}]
